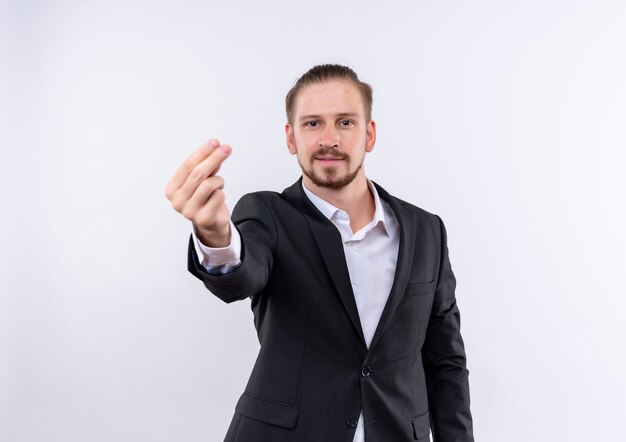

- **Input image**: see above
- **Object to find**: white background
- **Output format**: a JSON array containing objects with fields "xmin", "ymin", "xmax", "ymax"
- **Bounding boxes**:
[{"xmin": 2, "ymin": 1, "xmax": 625, "ymax": 441}]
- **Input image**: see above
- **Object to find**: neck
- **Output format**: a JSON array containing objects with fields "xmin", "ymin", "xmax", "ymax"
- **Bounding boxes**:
[{"xmin": 303, "ymin": 172, "xmax": 375, "ymax": 232}]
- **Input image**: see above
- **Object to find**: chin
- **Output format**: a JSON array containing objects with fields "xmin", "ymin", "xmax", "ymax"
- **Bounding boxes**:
[
  {"xmin": 308, "ymin": 171, "xmax": 360, "ymax": 190},
  {"xmin": 299, "ymin": 158, "xmax": 363, "ymax": 190}
]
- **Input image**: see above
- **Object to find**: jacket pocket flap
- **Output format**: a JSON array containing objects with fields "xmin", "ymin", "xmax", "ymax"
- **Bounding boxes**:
[
  {"xmin": 412, "ymin": 411, "xmax": 430, "ymax": 440},
  {"xmin": 235, "ymin": 392, "xmax": 299, "ymax": 429},
  {"xmin": 406, "ymin": 281, "xmax": 436, "ymax": 296}
]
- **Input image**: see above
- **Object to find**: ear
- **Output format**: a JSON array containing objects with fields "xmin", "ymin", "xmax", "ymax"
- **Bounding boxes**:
[
  {"xmin": 285, "ymin": 123, "xmax": 297, "ymax": 155},
  {"xmin": 365, "ymin": 120, "xmax": 376, "ymax": 153}
]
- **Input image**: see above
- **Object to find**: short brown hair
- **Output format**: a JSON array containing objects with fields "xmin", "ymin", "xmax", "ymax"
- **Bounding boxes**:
[{"xmin": 285, "ymin": 64, "xmax": 373, "ymax": 124}]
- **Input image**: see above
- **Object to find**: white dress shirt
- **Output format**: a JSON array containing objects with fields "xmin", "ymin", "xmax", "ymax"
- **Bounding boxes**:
[{"xmin": 192, "ymin": 180, "xmax": 400, "ymax": 442}]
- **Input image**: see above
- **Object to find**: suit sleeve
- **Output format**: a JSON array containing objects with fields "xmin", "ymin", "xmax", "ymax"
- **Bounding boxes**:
[
  {"xmin": 187, "ymin": 193, "xmax": 278, "ymax": 303},
  {"xmin": 421, "ymin": 215, "xmax": 474, "ymax": 442},
  {"xmin": 191, "ymin": 220, "xmax": 242, "ymax": 274}
]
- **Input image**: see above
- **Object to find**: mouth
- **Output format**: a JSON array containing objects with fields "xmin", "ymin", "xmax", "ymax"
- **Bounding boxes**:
[
  {"xmin": 315, "ymin": 156, "xmax": 344, "ymax": 162},
  {"xmin": 311, "ymin": 148, "xmax": 348, "ymax": 164}
]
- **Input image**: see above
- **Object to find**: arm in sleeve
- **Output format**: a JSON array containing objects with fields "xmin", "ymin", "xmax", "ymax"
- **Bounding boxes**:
[
  {"xmin": 422, "ymin": 215, "xmax": 474, "ymax": 442},
  {"xmin": 187, "ymin": 193, "xmax": 278, "ymax": 303},
  {"xmin": 191, "ymin": 221, "xmax": 242, "ymax": 275}
]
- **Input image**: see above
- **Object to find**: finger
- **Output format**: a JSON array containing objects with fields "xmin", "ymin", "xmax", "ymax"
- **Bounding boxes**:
[
  {"xmin": 183, "ymin": 175, "xmax": 225, "ymax": 218},
  {"xmin": 194, "ymin": 189, "xmax": 228, "ymax": 229},
  {"xmin": 165, "ymin": 139, "xmax": 220, "ymax": 197},
  {"xmin": 178, "ymin": 144, "xmax": 232, "ymax": 198},
  {"xmin": 208, "ymin": 145, "xmax": 230, "ymax": 177},
  {"xmin": 199, "ymin": 143, "xmax": 232, "ymax": 178}
]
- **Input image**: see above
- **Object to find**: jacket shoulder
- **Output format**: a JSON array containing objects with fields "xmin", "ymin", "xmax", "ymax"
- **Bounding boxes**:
[
  {"xmin": 392, "ymin": 195, "xmax": 438, "ymax": 219},
  {"xmin": 379, "ymin": 186, "xmax": 441, "ymax": 226},
  {"xmin": 232, "ymin": 190, "xmax": 282, "ymax": 214},
  {"xmin": 379, "ymin": 189, "xmax": 446, "ymax": 245},
  {"xmin": 373, "ymin": 180, "xmax": 437, "ymax": 218},
  {"xmin": 235, "ymin": 190, "xmax": 289, "ymax": 208}
]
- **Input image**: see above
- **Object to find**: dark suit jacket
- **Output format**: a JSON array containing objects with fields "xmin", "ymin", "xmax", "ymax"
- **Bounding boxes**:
[{"xmin": 188, "ymin": 178, "xmax": 473, "ymax": 442}]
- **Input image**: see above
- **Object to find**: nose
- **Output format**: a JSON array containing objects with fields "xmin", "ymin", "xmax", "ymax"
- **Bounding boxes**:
[{"xmin": 319, "ymin": 125, "xmax": 340, "ymax": 148}]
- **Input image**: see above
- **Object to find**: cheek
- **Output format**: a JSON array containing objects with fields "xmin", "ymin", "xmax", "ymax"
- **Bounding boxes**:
[
  {"xmin": 299, "ymin": 132, "xmax": 317, "ymax": 145},
  {"xmin": 295, "ymin": 138, "xmax": 318, "ymax": 155},
  {"xmin": 295, "ymin": 146, "xmax": 313, "ymax": 163},
  {"xmin": 343, "ymin": 130, "xmax": 365, "ymax": 144}
]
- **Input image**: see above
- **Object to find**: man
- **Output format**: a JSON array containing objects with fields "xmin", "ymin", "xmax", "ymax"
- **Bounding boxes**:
[{"xmin": 165, "ymin": 64, "xmax": 473, "ymax": 442}]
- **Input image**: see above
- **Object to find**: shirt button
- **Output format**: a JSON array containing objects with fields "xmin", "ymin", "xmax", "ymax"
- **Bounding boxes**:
[
  {"xmin": 361, "ymin": 366, "xmax": 372, "ymax": 377},
  {"xmin": 346, "ymin": 416, "xmax": 359, "ymax": 428}
]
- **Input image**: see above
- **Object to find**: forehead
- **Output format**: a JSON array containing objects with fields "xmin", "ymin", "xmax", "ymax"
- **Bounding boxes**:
[{"xmin": 294, "ymin": 80, "xmax": 364, "ymax": 118}]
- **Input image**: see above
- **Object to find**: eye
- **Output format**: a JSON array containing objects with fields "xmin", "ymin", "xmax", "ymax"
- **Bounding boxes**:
[
  {"xmin": 339, "ymin": 120, "xmax": 354, "ymax": 127},
  {"xmin": 305, "ymin": 121, "xmax": 320, "ymax": 128}
]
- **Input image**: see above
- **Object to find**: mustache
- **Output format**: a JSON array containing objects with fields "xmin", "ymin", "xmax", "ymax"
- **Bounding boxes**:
[{"xmin": 311, "ymin": 147, "xmax": 349, "ymax": 160}]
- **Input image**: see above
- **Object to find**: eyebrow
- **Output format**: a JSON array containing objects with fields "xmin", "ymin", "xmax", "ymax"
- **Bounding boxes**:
[{"xmin": 298, "ymin": 112, "xmax": 360, "ymax": 122}]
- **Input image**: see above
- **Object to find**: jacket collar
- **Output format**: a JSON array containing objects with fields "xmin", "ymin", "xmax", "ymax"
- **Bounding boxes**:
[
  {"xmin": 300, "ymin": 179, "xmax": 392, "ymax": 237},
  {"xmin": 282, "ymin": 177, "xmax": 416, "ymax": 352}
]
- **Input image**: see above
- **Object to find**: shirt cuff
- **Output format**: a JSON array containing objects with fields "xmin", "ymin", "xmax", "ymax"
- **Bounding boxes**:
[{"xmin": 192, "ymin": 221, "xmax": 242, "ymax": 274}]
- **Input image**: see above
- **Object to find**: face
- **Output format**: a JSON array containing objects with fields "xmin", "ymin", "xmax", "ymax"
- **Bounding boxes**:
[{"xmin": 285, "ymin": 80, "xmax": 376, "ymax": 191}]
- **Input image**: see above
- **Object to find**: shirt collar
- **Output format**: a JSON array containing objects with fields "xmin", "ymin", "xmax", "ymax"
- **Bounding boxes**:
[{"xmin": 301, "ymin": 179, "xmax": 390, "ymax": 235}]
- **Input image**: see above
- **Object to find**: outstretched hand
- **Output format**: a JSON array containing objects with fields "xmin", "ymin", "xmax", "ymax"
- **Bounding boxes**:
[{"xmin": 165, "ymin": 139, "xmax": 232, "ymax": 247}]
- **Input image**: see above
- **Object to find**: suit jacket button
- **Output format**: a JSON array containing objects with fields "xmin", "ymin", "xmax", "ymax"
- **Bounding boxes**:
[
  {"xmin": 361, "ymin": 365, "xmax": 372, "ymax": 377},
  {"xmin": 346, "ymin": 416, "xmax": 359, "ymax": 428}
]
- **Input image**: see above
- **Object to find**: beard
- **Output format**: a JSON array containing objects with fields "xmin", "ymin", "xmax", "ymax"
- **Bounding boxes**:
[{"xmin": 297, "ymin": 146, "xmax": 363, "ymax": 190}]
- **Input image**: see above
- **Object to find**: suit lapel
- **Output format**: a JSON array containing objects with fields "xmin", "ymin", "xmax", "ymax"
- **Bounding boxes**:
[
  {"xmin": 368, "ymin": 182, "xmax": 416, "ymax": 352},
  {"xmin": 283, "ymin": 179, "xmax": 367, "ymax": 348}
]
